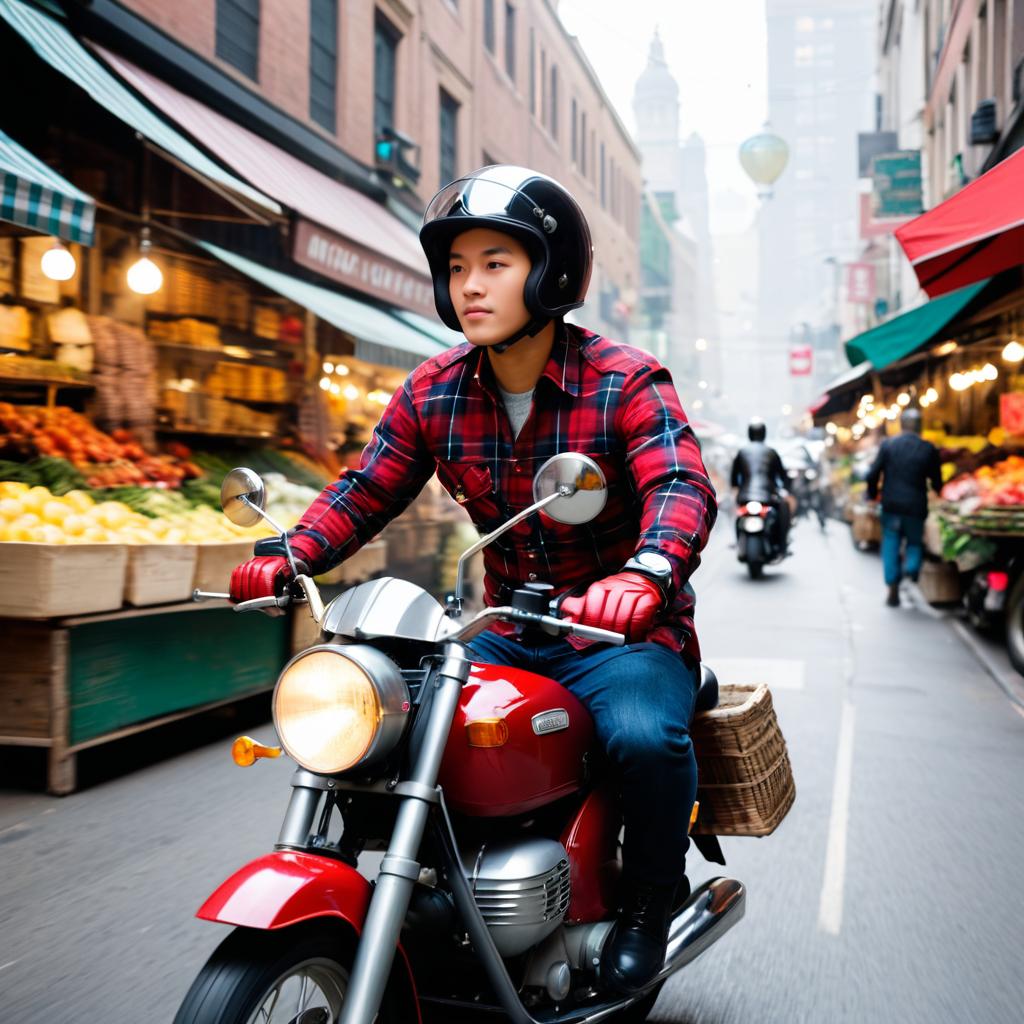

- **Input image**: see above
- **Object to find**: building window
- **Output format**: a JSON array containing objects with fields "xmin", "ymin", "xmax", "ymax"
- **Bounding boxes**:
[
  {"xmin": 216, "ymin": 0, "xmax": 260, "ymax": 80},
  {"xmin": 571, "ymin": 98, "xmax": 578, "ymax": 164},
  {"xmin": 529, "ymin": 29, "xmax": 535, "ymax": 114},
  {"xmin": 439, "ymin": 89, "xmax": 459, "ymax": 186},
  {"xmin": 600, "ymin": 142, "xmax": 606, "ymax": 207},
  {"xmin": 484, "ymin": 0, "xmax": 495, "ymax": 54},
  {"xmin": 374, "ymin": 14, "xmax": 400, "ymax": 142},
  {"xmin": 505, "ymin": 3, "xmax": 516, "ymax": 80},
  {"xmin": 580, "ymin": 111, "xmax": 587, "ymax": 175},
  {"xmin": 549, "ymin": 66, "xmax": 558, "ymax": 138},
  {"xmin": 309, "ymin": 0, "xmax": 338, "ymax": 131}
]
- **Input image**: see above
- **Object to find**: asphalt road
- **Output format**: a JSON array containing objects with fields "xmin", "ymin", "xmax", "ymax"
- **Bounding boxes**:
[{"xmin": 2, "ymin": 515, "xmax": 1024, "ymax": 1023}]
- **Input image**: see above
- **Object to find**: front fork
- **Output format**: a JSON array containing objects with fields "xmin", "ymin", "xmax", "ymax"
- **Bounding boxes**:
[{"xmin": 329, "ymin": 643, "xmax": 471, "ymax": 1024}]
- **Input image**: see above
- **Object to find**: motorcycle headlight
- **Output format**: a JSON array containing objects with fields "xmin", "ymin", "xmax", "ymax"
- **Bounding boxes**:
[
  {"xmin": 746, "ymin": 501, "xmax": 763, "ymax": 515},
  {"xmin": 805, "ymin": 469, "xmax": 818, "ymax": 481},
  {"xmin": 273, "ymin": 645, "xmax": 410, "ymax": 775}
]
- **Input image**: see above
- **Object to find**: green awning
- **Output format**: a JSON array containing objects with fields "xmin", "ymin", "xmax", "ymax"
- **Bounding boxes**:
[
  {"xmin": 844, "ymin": 279, "xmax": 989, "ymax": 368},
  {"xmin": 0, "ymin": 0, "xmax": 279, "ymax": 218},
  {"xmin": 0, "ymin": 128, "xmax": 95, "ymax": 244},
  {"xmin": 199, "ymin": 242, "xmax": 447, "ymax": 368}
]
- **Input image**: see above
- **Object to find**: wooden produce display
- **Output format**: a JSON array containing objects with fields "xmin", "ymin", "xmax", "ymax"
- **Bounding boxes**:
[
  {"xmin": 193, "ymin": 540, "xmax": 255, "ymax": 593},
  {"xmin": 0, "ymin": 542, "xmax": 128, "ymax": 618},
  {"xmin": 0, "ymin": 603, "xmax": 289, "ymax": 794},
  {"xmin": 124, "ymin": 543, "xmax": 198, "ymax": 606},
  {"xmin": 918, "ymin": 559, "xmax": 961, "ymax": 605}
]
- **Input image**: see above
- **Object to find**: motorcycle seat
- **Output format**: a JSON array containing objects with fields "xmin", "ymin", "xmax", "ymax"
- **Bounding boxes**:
[{"xmin": 695, "ymin": 664, "xmax": 719, "ymax": 714}]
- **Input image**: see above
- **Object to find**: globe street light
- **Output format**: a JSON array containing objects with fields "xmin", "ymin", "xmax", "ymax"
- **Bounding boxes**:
[{"xmin": 739, "ymin": 126, "xmax": 790, "ymax": 198}]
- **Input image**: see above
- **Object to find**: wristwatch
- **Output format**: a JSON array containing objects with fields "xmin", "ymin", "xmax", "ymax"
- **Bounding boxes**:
[{"xmin": 621, "ymin": 550, "xmax": 674, "ymax": 598}]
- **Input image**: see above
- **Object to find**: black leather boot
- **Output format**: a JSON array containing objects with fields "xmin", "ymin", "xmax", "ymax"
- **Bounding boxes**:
[
  {"xmin": 601, "ymin": 878, "xmax": 678, "ymax": 995},
  {"xmin": 886, "ymin": 582, "xmax": 900, "ymax": 607}
]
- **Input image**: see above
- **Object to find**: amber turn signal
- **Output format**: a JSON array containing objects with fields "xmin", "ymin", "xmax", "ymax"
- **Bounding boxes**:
[
  {"xmin": 688, "ymin": 800, "xmax": 700, "ymax": 833},
  {"xmin": 232, "ymin": 735, "xmax": 283, "ymax": 766},
  {"xmin": 466, "ymin": 718, "xmax": 510, "ymax": 748}
]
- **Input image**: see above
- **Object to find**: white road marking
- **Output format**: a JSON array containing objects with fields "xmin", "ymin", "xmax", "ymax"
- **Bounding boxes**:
[
  {"xmin": 818, "ymin": 699, "xmax": 856, "ymax": 936},
  {"xmin": 708, "ymin": 657, "xmax": 806, "ymax": 691}
]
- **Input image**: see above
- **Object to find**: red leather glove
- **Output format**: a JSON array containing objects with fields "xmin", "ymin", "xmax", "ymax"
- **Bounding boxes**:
[
  {"xmin": 229, "ymin": 556, "xmax": 292, "ymax": 603},
  {"xmin": 559, "ymin": 572, "xmax": 664, "ymax": 643}
]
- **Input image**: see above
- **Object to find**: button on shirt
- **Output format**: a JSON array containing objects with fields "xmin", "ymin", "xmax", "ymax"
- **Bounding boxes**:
[{"xmin": 288, "ymin": 325, "xmax": 718, "ymax": 659}]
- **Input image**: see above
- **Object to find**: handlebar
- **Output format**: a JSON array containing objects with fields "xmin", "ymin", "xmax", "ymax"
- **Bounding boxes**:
[
  {"xmin": 447, "ymin": 605, "xmax": 626, "ymax": 646},
  {"xmin": 193, "ymin": 574, "xmax": 324, "ymax": 622}
]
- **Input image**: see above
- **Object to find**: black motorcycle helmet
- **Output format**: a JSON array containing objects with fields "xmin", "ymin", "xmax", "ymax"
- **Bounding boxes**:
[
  {"xmin": 419, "ymin": 165, "xmax": 593, "ymax": 349},
  {"xmin": 748, "ymin": 417, "xmax": 767, "ymax": 442}
]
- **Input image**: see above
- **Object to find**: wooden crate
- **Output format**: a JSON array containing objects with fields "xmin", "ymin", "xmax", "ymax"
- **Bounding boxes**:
[
  {"xmin": 125, "ymin": 544, "xmax": 198, "ymax": 606},
  {"xmin": 918, "ymin": 559, "xmax": 961, "ymax": 605},
  {"xmin": 0, "ymin": 543, "xmax": 127, "ymax": 618},
  {"xmin": 193, "ymin": 540, "xmax": 254, "ymax": 593}
]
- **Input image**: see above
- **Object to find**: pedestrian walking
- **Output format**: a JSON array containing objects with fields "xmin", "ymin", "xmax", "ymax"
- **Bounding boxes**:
[{"xmin": 866, "ymin": 407, "xmax": 943, "ymax": 607}]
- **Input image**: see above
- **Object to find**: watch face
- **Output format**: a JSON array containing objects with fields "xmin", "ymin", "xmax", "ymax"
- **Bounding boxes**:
[{"xmin": 637, "ymin": 551, "xmax": 672, "ymax": 577}]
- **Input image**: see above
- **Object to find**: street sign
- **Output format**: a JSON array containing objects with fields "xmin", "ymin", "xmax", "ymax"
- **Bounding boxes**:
[
  {"xmin": 871, "ymin": 151, "xmax": 923, "ymax": 219},
  {"xmin": 790, "ymin": 346, "xmax": 813, "ymax": 376},
  {"xmin": 847, "ymin": 263, "xmax": 877, "ymax": 305}
]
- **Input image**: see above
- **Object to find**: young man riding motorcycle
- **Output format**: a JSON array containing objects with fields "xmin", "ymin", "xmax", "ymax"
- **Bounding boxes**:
[{"xmin": 229, "ymin": 165, "xmax": 717, "ymax": 995}]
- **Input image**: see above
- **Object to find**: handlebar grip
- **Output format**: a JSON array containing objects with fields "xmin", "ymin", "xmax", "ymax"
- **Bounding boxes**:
[
  {"xmin": 535, "ymin": 613, "xmax": 626, "ymax": 647},
  {"xmin": 193, "ymin": 589, "xmax": 230, "ymax": 601}
]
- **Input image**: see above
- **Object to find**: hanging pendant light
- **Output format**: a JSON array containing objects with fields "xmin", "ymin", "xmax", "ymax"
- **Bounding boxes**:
[
  {"xmin": 40, "ymin": 240, "xmax": 77, "ymax": 281},
  {"xmin": 739, "ymin": 125, "xmax": 790, "ymax": 198},
  {"xmin": 127, "ymin": 226, "xmax": 163, "ymax": 295}
]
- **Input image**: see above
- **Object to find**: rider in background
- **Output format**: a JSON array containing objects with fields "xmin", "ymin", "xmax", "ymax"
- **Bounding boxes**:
[
  {"xmin": 228, "ymin": 166, "xmax": 717, "ymax": 995},
  {"xmin": 731, "ymin": 417, "xmax": 791, "ymax": 552}
]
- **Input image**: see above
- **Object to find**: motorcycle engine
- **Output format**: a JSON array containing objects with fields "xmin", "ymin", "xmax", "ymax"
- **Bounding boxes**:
[{"xmin": 460, "ymin": 838, "xmax": 572, "ymax": 957}]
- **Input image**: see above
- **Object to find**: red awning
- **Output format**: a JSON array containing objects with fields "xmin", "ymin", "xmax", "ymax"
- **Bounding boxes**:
[
  {"xmin": 895, "ymin": 147, "xmax": 1024, "ymax": 297},
  {"xmin": 93, "ymin": 46, "xmax": 430, "ymax": 283}
]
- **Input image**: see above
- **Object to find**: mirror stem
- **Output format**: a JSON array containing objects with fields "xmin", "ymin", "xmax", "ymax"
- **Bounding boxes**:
[
  {"xmin": 239, "ymin": 495, "xmax": 299, "ymax": 578},
  {"xmin": 449, "ymin": 485, "xmax": 571, "ymax": 616}
]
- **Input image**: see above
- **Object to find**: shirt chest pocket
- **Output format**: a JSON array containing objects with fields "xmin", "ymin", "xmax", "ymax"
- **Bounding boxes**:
[{"xmin": 436, "ymin": 462, "xmax": 499, "ymax": 523}]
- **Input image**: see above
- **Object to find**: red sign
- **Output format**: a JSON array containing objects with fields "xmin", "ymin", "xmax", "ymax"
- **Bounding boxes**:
[
  {"xmin": 790, "ymin": 346, "xmax": 813, "ymax": 377},
  {"xmin": 292, "ymin": 219, "xmax": 436, "ymax": 318},
  {"xmin": 1000, "ymin": 393, "xmax": 1024, "ymax": 436},
  {"xmin": 847, "ymin": 262, "xmax": 877, "ymax": 305}
]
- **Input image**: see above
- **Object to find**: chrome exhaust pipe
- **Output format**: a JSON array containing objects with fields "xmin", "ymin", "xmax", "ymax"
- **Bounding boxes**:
[{"xmin": 657, "ymin": 876, "xmax": 745, "ymax": 979}]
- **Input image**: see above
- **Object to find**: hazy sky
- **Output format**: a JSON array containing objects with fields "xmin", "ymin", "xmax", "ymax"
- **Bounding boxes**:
[{"xmin": 557, "ymin": 0, "xmax": 769, "ymax": 234}]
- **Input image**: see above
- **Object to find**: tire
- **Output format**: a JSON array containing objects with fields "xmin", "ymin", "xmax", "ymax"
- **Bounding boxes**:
[
  {"xmin": 1004, "ymin": 574, "xmax": 1024, "ymax": 678},
  {"xmin": 173, "ymin": 921, "xmax": 404, "ymax": 1024},
  {"xmin": 609, "ymin": 982, "xmax": 665, "ymax": 1023},
  {"xmin": 744, "ymin": 535, "xmax": 765, "ymax": 579}
]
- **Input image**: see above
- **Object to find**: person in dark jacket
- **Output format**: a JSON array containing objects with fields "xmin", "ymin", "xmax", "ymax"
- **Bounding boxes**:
[
  {"xmin": 731, "ymin": 418, "xmax": 791, "ymax": 550},
  {"xmin": 866, "ymin": 407, "xmax": 943, "ymax": 606}
]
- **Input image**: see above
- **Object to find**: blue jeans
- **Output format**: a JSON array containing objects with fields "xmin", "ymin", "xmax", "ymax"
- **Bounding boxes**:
[
  {"xmin": 881, "ymin": 512, "xmax": 925, "ymax": 586},
  {"xmin": 467, "ymin": 631, "xmax": 699, "ymax": 886}
]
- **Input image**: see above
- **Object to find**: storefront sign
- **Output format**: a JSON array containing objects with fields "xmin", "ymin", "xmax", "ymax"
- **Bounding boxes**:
[
  {"xmin": 847, "ymin": 263, "xmax": 876, "ymax": 305},
  {"xmin": 790, "ymin": 346, "xmax": 813, "ymax": 377},
  {"xmin": 871, "ymin": 151, "xmax": 923, "ymax": 219},
  {"xmin": 857, "ymin": 132, "xmax": 898, "ymax": 177},
  {"xmin": 293, "ymin": 219, "xmax": 436, "ymax": 318}
]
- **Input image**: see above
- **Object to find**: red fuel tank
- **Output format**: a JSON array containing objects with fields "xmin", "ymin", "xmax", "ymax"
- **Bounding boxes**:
[{"xmin": 438, "ymin": 661, "xmax": 595, "ymax": 817}]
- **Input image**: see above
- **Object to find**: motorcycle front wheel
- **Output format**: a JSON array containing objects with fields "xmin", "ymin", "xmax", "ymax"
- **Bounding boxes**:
[{"xmin": 173, "ymin": 920, "xmax": 403, "ymax": 1024}]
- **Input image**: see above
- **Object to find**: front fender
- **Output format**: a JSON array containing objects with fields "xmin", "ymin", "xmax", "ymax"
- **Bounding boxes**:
[
  {"xmin": 197, "ymin": 850, "xmax": 371, "ymax": 930},
  {"xmin": 198, "ymin": 851, "xmax": 420, "ymax": 1021}
]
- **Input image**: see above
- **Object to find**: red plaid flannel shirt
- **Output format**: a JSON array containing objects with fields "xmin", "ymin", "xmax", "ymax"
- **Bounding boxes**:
[{"xmin": 289, "ymin": 325, "xmax": 717, "ymax": 659}]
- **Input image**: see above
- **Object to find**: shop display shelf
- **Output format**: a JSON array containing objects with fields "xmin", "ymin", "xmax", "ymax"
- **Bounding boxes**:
[
  {"xmin": 153, "ymin": 341, "xmax": 289, "ymax": 368},
  {"xmin": 156, "ymin": 425, "xmax": 275, "ymax": 440}
]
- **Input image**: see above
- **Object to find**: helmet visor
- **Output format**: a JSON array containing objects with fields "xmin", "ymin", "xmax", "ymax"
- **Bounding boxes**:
[{"xmin": 423, "ymin": 169, "xmax": 546, "ymax": 230}]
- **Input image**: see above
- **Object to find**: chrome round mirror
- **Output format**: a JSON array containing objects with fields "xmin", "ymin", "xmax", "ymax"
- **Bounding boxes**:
[
  {"xmin": 221, "ymin": 467, "xmax": 266, "ymax": 527},
  {"xmin": 532, "ymin": 453, "xmax": 607, "ymax": 525}
]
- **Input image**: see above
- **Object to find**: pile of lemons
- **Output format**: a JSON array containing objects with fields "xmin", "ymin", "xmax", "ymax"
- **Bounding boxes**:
[{"xmin": 0, "ymin": 483, "xmax": 272, "ymax": 544}]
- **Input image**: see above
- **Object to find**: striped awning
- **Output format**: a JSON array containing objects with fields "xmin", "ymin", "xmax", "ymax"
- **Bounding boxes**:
[
  {"xmin": 0, "ymin": 0, "xmax": 279, "ymax": 219},
  {"xmin": 0, "ymin": 129, "xmax": 96, "ymax": 245}
]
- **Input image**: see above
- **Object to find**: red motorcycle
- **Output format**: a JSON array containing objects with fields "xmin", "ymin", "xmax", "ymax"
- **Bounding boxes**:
[{"xmin": 176, "ymin": 455, "xmax": 745, "ymax": 1024}]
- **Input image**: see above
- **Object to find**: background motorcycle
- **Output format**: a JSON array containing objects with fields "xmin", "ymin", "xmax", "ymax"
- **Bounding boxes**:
[
  {"xmin": 175, "ymin": 455, "xmax": 745, "ymax": 1024},
  {"xmin": 735, "ymin": 499, "xmax": 784, "ymax": 579}
]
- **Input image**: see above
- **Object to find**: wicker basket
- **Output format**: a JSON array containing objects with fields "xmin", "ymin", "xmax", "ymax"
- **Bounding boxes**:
[{"xmin": 691, "ymin": 683, "xmax": 795, "ymax": 837}]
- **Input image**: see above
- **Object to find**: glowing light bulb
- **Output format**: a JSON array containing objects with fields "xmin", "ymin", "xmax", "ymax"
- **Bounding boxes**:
[
  {"xmin": 695, "ymin": 338, "xmax": 708, "ymax": 351},
  {"xmin": 1002, "ymin": 340, "xmax": 1024, "ymax": 363},
  {"xmin": 897, "ymin": 393, "xmax": 910, "ymax": 406},
  {"xmin": 127, "ymin": 255, "xmax": 163, "ymax": 295},
  {"xmin": 40, "ymin": 241, "xmax": 76, "ymax": 281},
  {"xmin": 343, "ymin": 384, "xmax": 360, "ymax": 401},
  {"xmin": 336, "ymin": 364, "xmax": 350, "ymax": 375},
  {"xmin": 322, "ymin": 361, "xmax": 335, "ymax": 374},
  {"xmin": 983, "ymin": 363, "xmax": 998, "ymax": 381},
  {"xmin": 319, "ymin": 377, "xmax": 331, "ymax": 391},
  {"xmin": 926, "ymin": 388, "xmax": 939, "ymax": 403}
]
